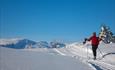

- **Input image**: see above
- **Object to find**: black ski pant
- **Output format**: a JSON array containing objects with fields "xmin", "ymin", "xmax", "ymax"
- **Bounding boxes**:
[{"xmin": 92, "ymin": 45, "xmax": 98, "ymax": 57}]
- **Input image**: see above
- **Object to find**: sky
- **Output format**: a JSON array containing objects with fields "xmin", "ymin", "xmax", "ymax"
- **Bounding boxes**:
[{"xmin": 0, "ymin": 0, "xmax": 115, "ymax": 42}]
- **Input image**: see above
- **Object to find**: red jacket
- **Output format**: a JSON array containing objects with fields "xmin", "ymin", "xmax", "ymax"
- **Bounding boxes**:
[{"xmin": 88, "ymin": 35, "xmax": 101, "ymax": 46}]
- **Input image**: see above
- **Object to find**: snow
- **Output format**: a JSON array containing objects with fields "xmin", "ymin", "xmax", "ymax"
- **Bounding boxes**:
[
  {"xmin": 0, "ymin": 38, "xmax": 36, "ymax": 49},
  {"xmin": 0, "ymin": 38, "xmax": 22, "ymax": 45},
  {"xmin": 0, "ymin": 39, "xmax": 115, "ymax": 70},
  {"xmin": 51, "ymin": 42, "xmax": 115, "ymax": 70},
  {"xmin": 0, "ymin": 47, "xmax": 92, "ymax": 70},
  {"xmin": 0, "ymin": 38, "xmax": 65, "ymax": 49}
]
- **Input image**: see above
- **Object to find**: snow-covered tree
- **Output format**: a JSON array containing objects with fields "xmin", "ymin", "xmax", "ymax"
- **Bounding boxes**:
[{"xmin": 99, "ymin": 24, "xmax": 115, "ymax": 44}]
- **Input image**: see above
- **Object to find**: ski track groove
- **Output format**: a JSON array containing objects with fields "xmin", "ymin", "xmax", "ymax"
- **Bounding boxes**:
[{"xmin": 54, "ymin": 47, "xmax": 115, "ymax": 70}]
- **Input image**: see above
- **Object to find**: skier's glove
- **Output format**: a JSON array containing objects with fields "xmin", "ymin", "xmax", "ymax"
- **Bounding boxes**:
[
  {"xmin": 83, "ymin": 38, "xmax": 88, "ymax": 44},
  {"xmin": 83, "ymin": 41, "xmax": 86, "ymax": 44}
]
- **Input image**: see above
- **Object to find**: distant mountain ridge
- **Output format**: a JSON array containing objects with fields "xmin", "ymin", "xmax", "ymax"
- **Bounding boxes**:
[
  {"xmin": 0, "ymin": 38, "xmax": 65, "ymax": 49},
  {"xmin": 0, "ymin": 38, "xmax": 36, "ymax": 49}
]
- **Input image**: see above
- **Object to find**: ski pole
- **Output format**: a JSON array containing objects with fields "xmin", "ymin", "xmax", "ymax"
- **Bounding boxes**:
[
  {"xmin": 87, "ymin": 45, "xmax": 90, "ymax": 60},
  {"xmin": 87, "ymin": 46, "xmax": 88, "ymax": 59},
  {"xmin": 98, "ymin": 47, "xmax": 103, "ymax": 57},
  {"xmin": 83, "ymin": 38, "xmax": 89, "ymax": 60}
]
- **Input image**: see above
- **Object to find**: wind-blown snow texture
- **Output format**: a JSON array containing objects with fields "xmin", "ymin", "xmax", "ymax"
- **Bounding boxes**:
[{"xmin": 0, "ymin": 38, "xmax": 115, "ymax": 70}]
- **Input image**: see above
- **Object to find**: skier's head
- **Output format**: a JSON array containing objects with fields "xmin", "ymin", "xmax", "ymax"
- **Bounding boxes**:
[{"xmin": 93, "ymin": 32, "xmax": 96, "ymax": 36}]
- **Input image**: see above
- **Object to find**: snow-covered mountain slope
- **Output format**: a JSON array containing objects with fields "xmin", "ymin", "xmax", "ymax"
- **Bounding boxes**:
[
  {"xmin": 0, "ymin": 38, "xmax": 36, "ymax": 49},
  {"xmin": 24, "ymin": 42, "xmax": 115, "ymax": 70},
  {"xmin": 0, "ymin": 38, "xmax": 22, "ymax": 45},
  {"xmin": 0, "ymin": 47, "xmax": 93, "ymax": 70},
  {"xmin": 0, "ymin": 38, "xmax": 115, "ymax": 70},
  {"xmin": 50, "ymin": 42, "xmax": 115, "ymax": 70},
  {"xmin": 0, "ymin": 38, "xmax": 65, "ymax": 49}
]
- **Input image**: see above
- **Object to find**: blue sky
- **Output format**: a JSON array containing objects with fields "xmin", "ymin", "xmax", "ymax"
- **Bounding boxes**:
[{"xmin": 0, "ymin": 0, "xmax": 115, "ymax": 42}]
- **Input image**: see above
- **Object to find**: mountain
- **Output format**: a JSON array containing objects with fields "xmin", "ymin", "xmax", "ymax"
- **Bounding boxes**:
[
  {"xmin": 50, "ymin": 41, "xmax": 66, "ymax": 48},
  {"xmin": 0, "ymin": 38, "xmax": 36, "ymax": 49},
  {"xmin": 0, "ymin": 41, "xmax": 115, "ymax": 70},
  {"xmin": 32, "ymin": 41, "xmax": 50, "ymax": 48},
  {"xmin": 0, "ymin": 38, "xmax": 115, "ymax": 70},
  {"xmin": 30, "ymin": 41, "xmax": 65, "ymax": 48},
  {"xmin": 0, "ymin": 38, "xmax": 66, "ymax": 49}
]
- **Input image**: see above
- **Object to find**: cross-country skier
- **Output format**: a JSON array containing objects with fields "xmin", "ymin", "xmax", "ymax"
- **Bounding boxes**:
[{"xmin": 83, "ymin": 32, "xmax": 102, "ymax": 60}]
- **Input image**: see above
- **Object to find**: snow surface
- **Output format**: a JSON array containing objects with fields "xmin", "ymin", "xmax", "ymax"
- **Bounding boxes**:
[
  {"xmin": 0, "ymin": 47, "xmax": 92, "ymax": 70},
  {"xmin": 0, "ymin": 39, "xmax": 115, "ymax": 70}
]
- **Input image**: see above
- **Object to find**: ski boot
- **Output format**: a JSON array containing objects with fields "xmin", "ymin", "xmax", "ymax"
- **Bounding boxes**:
[{"xmin": 93, "ymin": 56, "xmax": 96, "ymax": 60}]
